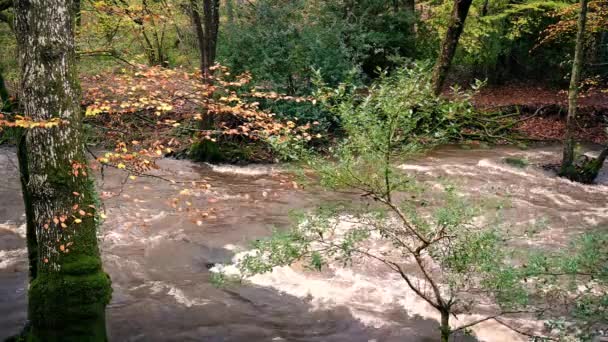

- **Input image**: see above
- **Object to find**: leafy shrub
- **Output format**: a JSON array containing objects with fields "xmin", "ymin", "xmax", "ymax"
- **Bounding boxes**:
[
  {"xmin": 217, "ymin": 0, "xmax": 415, "ymax": 94},
  {"xmin": 312, "ymin": 62, "xmax": 491, "ymax": 147}
]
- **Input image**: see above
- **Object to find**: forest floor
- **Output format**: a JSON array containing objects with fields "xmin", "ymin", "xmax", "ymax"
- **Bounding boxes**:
[{"xmin": 471, "ymin": 83, "xmax": 608, "ymax": 144}]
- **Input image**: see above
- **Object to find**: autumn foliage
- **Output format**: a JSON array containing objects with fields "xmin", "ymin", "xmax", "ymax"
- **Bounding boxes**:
[
  {"xmin": 539, "ymin": 0, "xmax": 608, "ymax": 45},
  {"xmin": 82, "ymin": 64, "xmax": 320, "ymax": 170}
]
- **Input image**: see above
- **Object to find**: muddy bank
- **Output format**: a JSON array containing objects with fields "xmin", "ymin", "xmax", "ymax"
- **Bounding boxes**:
[{"xmin": 1, "ymin": 145, "xmax": 606, "ymax": 341}]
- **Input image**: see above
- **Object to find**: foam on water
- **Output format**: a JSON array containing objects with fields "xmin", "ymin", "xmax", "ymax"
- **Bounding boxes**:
[
  {"xmin": 206, "ymin": 163, "xmax": 280, "ymax": 176},
  {"xmin": 146, "ymin": 281, "xmax": 211, "ymax": 307},
  {"xmin": 0, "ymin": 248, "xmax": 27, "ymax": 269},
  {"xmin": 213, "ymin": 247, "xmax": 530, "ymax": 341},
  {"xmin": 0, "ymin": 223, "xmax": 26, "ymax": 238}
]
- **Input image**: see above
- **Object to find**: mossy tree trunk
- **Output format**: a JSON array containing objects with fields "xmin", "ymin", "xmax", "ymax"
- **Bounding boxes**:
[
  {"xmin": 560, "ymin": 0, "xmax": 589, "ymax": 176},
  {"xmin": 431, "ymin": 0, "xmax": 473, "ymax": 96},
  {"xmin": 14, "ymin": 0, "xmax": 111, "ymax": 340}
]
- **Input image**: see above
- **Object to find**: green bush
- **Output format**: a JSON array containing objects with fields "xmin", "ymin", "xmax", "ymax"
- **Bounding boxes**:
[{"xmin": 218, "ymin": 0, "xmax": 415, "ymax": 94}]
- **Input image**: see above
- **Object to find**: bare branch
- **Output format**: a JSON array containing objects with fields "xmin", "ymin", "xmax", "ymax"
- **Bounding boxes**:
[
  {"xmin": 388, "ymin": 259, "xmax": 441, "ymax": 310},
  {"xmin": 413, "ymin": 253, "xmax": 446, "ymax": 309},
  {"xmin": 494, "ymin": 317, "xmax": 556, "ymax": 341},
  {"xmin": 453, "ymin": 311, "xmax": 529, "ymax": 332}
]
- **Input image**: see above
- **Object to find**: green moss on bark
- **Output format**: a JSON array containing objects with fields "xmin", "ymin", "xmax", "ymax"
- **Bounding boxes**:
[
  {"xmin": 23, "ymin": 158, "xmax": 112, "ymax": 340},
  {"xmin": 28, "ymin": 271, "xmax": 110, "ymax": 342},
  {"xmin": 559, "ymin": 157, "xmax": 605, "ymax": 184}
]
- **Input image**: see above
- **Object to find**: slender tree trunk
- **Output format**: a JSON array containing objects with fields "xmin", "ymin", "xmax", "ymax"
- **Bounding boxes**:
[
  {"xmin": 13, "ymin": 0, "xmax": 111, "ymax": 340},
  {"xmin": 226, "ymin": 0, "xmax": 234, "ymax": 25},
  {"xmin": 206, "ymin": 0, "xmax": 220, "ymax": 69},
  {"xmin": 560, "ymin": 0, "xmax": 589, "ymax": 176},
  {"xmin": 0, "ymin": 68, "xmax": 10, "ymax": 111},
  {"xmin": 191, "ymin": 0, "xmax": 220, "ymax": 82},
  {"xmin": 74, "ymin": 0, "xmax": 82, "ymax": 26},
  {"xmin": 481, "ymin": 0, "xmax": 489, "ymax": 16},
  {"xmin": 404, "ymin": 0, "xmax": 416, "ymax": 52},
  {"xmin": 191, "ymin": 0, "xmax": 208, "ymax": 77},
  {"xmin": 431, "ymin": 0, "xmax": 473, "ymax": 96},
  {"xmin": 440, "ymin": 310, "xmax": 451, "ymax": 342}
]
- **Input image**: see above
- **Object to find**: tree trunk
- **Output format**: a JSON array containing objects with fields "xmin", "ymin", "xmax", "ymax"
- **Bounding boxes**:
[
  {"xmin": 226, "ymin": 0, "xmax": 234, "ymax": 25},
  {"xmin": 0, "ymin": 68, "xmax": 10, "ymax": 111},
  {"xmin": 74, "ymin": 0, "xmax": 82, "ymax": 26},
  {"xmin": 191, "ymin": 0, "xmax": 220, "ymax": 82},
  {"xmin": 13, "ymin": 0, "xmax": 111, "ymax": 340},
  {"xmin": 431, "ymin": 0, "xmax": 473, "ymax": 96},
  {"xmin": 440, "ymin": 310, "xmax": 451, "ymax": 342},
  {"xmin": 404, "ymin": 0, "xmax": 416, "ymax": 51},
  {"xmin": 560, "ymin": 0, "xmax": 589, "ymax": 178},
  {"xmin": 481, "ymin": 0, "xmax": 489, "ymax": 16}
]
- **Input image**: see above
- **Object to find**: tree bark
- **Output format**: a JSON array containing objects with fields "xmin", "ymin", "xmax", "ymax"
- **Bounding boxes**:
[
  {"xmin": 13, "ymin": 0, "xmax": 111, "ymax": 339},
  {"xmin": 431, "ymin": 0, "xmax": 473, "ymax": 96},
  {"xmin": 74, "ymin": 0, "xmax": 82, "ymax": 26},
  {"xmin": 226, "ymin": 0, "xmax": 234, "ymax": 25},
  {"xmin": 440, "ymin": 310, "xmax": 451, "ymax": 342},
  {"xmin": 560, "ymin": 0, "xmax": 589, "ymax": 176},
  {"xmin": 0, "ymin": 68, "xmax": 10, "ymax": 111},
  {"xmin": 481, "ymin": 0, "xmax": 489, "ymax": 16},
  {"xmin": 403, "ymin": 0, "xmax": 416, "ymax": 51},
  {"xmin": 191, "ymin": 0, "xmax": 220, "ymax": 82}
]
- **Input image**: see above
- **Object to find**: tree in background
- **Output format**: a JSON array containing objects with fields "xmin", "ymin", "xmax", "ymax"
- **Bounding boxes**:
[
  {"xmin": 431, "ymin": 0, "xmax": 473, "ymax": 95},
  {"xmin": 559, "ymin": 0, "xmax": 608, "ymax": 183},
  {"xmin": 190, "ymin": 0, "xmax": 220, "ymax": 81},
  {"xmin": 0, "ymin": 68, "xmax": 9, "ymax": 112},
  {"xmin": 13, "ymin": 0, "xmax": 111, "ymax": 339}
]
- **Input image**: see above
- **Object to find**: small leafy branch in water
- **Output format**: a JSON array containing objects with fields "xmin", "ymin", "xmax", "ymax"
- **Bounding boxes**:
[{"xmin": 221, "ymin": 64, "xmax": 607, "ymax": 341}]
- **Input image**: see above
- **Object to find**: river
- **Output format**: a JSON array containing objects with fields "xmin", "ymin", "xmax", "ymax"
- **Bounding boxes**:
[{"xmin": 1, "ymin": 144, "xmax": 606, "ymax": 341}]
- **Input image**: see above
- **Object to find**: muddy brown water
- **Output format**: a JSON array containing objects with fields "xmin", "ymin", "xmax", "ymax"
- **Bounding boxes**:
[{"xmin": 1, "ymin": 145, "xmax": 606, "ymax": 341}]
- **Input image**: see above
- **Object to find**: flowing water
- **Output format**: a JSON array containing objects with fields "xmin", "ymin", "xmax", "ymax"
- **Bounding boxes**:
[{"xmin": 1, "ymin": 145, "xmax": 606, "ymax": 341}]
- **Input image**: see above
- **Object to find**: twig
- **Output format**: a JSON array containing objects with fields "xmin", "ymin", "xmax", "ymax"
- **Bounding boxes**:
[
  {"xmin": 453, "ymin": 311, "xmax": 529, "ymax": 332},
  {"xmin": 77, "ymin": 49, "xmax": 136, "ymax": 67},
  {"xmin": 494, "ymin": 317, "xmax": 556, "ymax": 341}
]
